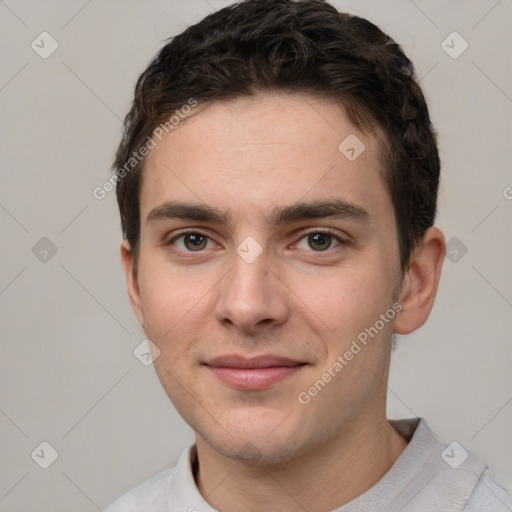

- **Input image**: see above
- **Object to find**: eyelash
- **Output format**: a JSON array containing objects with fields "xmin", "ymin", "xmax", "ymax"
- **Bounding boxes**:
[{"xmin": 166, "ymin": 228, "xmax": 348, "ymax": 256}]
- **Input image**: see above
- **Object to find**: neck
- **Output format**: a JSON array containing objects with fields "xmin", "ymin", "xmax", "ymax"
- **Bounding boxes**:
[{"xmin": 193, "ymin": 412, "xmax": 408, "ymax": 512}]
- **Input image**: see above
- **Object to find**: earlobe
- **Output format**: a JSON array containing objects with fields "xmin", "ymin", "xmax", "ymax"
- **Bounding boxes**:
[
  {"xmin": 394, "ymin": 227, "xmax": 446, "ymax": 335},
  {"xmin": 120, "ymin": 240, "xmax": 145, "ymax": 328}
]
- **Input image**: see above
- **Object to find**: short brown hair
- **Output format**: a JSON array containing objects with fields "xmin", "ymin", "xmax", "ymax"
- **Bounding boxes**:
[{"xmin": 113, "ymin": 0, "xmax": 440, "ymax": 272}]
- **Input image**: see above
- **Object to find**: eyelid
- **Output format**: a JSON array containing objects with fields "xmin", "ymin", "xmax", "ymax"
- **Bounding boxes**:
[
  {"xmin": 166, "ymin": 228, "xmax": 212, "ymax": 243},
  {"xmin": 292, "ymin": 228, "xmax": 349, "ymax": 250},
  {"xmin": 166, "ymin": 229, "xmax": 219, "ymax": 251}
]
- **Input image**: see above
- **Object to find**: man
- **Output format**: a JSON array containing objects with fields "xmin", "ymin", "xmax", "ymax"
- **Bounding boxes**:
[{"xmin": 105, "ymin": 0, "xmax": 511, "ymax": 510}]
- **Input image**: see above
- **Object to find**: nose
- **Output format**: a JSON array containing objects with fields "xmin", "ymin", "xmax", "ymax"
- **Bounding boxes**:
[{"xmin": 214, "ymin": 248, "xmax": 289, "ymax": 335}]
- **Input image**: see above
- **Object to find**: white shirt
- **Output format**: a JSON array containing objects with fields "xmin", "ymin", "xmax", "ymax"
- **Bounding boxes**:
[{"xmin": 104, "ymin": 418, "xmax": 512, "ymax": 511}]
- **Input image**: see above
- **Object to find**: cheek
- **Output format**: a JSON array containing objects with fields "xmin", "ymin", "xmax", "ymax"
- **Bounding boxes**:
[
  {"xmin": 289, "ymin": 267, "xmax": 391, "ymax": 340},
  {"xmin": 138, "ymin": 262, "xmax": 213, "ymax": 354}
]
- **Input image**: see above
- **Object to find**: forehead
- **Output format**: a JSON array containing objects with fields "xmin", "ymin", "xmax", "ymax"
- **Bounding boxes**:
[{"xmin": 140, "ymin": 92, "xmax": 392, "ymax": 229}]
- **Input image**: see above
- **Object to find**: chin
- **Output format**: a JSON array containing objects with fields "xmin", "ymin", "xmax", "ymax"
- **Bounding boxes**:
[
  {"xmin": 205, "ymin": 434, "xmax": 303, "ymax": 466},
  {"xmin": 207, "ymin": 428, "xmax": 329, "ymax": 468},
  {"xmin": 192, "ymin": 407, "xmax": 322, "ymax": 466}
]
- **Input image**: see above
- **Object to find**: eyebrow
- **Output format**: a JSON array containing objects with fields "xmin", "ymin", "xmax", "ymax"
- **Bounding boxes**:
[{"xmin": 146, "ymin": 199, "xmax": 370, "ymax": 228}]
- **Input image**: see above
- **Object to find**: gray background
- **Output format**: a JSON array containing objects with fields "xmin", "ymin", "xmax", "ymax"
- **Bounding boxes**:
[{"xmin": 1, "ymin": 0, "xmax": 511, "ymax": 510}]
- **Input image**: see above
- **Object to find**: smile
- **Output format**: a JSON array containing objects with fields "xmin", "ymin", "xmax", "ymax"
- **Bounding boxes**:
[{"xmin": 204, "ymin": 355, "xmax": 307, "ymax": 390}]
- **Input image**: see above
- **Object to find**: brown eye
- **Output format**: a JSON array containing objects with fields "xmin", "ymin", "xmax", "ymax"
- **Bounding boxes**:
[
  {"xmin": 183, "ymin": 233, "xmax": 208, "ymax": 251},
  {"xmin": 170, "ymin": 232, "xmax": 214, "ymax": 252},
  {"xmin": 295, "ymin": 231, "xmax": 344, "ymax": 252},
  {"xmin": 307, "ymin": 233, "xmax": 332, "ymax": 251}
]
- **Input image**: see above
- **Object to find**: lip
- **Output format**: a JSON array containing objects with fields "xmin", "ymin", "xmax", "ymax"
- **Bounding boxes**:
[{"xmin": 204, "ymin": 354, "xmax": 307, "ymax": 390}]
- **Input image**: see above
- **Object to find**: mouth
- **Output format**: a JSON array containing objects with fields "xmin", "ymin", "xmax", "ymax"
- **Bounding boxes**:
[{"xmin": 203, "ymin": 354, "xmax": 307, "ymax": 390}]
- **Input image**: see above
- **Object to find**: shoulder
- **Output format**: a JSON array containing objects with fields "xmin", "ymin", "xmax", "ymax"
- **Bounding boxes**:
[
  {"xmin": 380, "ymin": 418, "xmax": 511, "ymax": 511},
  {"xmin": 103, "ymin": 468, "xmax": 173, "ymax": 512},
  {"xmin": 464, "ymin": 470, "xmax": 512, "ymax": 512}
]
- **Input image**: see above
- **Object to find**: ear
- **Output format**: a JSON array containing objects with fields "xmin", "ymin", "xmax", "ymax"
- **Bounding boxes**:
[
  {"xmin": 394, "ymin": 227, "xmax": 446, "ymax": 335},
  {"xmin": 120, "ymin": 240, "xmax": 145, "ymax": 328}
]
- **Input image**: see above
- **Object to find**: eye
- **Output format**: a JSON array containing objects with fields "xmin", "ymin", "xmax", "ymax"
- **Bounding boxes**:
[
  {"xmin": 295, "ymin": 230, "xmax": 344, "ymax": 252},
  {"xmin": 168, "ymin": 231, "xmax": 216, "ymax": 252},
  {"xmin": 167, "ymin": 229, "xmax": 346, "ymax": 254}
]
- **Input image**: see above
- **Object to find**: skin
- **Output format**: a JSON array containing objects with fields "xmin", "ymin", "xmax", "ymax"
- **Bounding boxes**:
[{"xmin": 121, "ymin": 92, "xmax": 445, "ymax": 511}]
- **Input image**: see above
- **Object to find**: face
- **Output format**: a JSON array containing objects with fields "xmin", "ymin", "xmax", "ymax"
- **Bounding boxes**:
[{"xmin": 123, "ymin": 92, "xmax": 408, "ymax": 464}]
